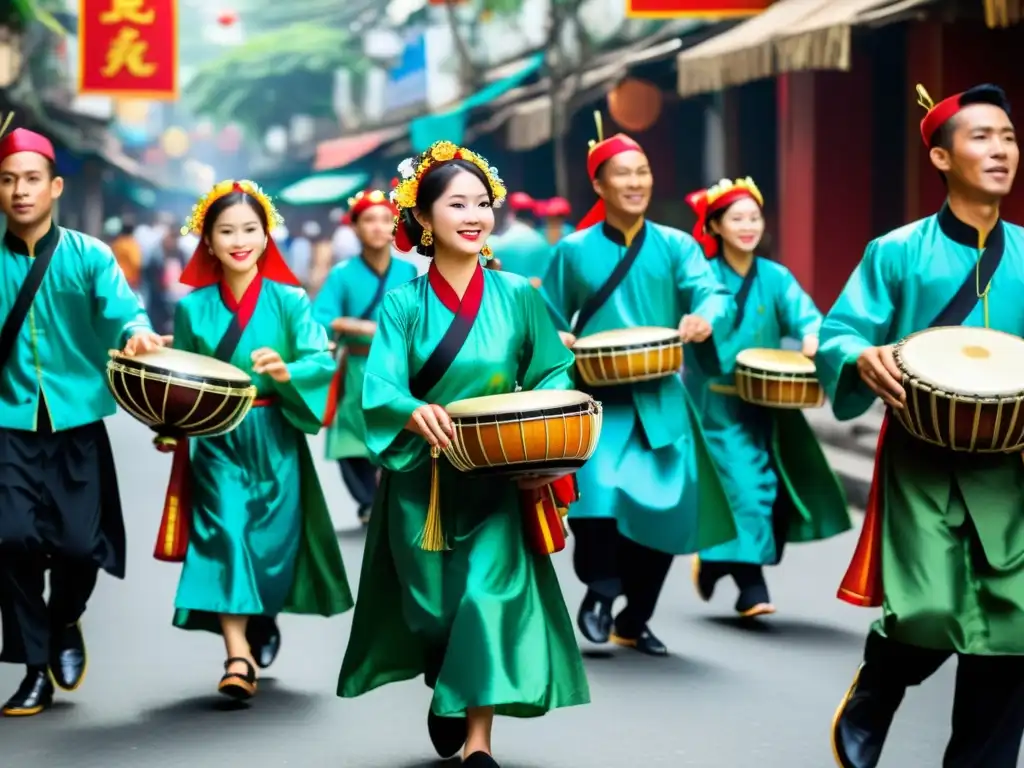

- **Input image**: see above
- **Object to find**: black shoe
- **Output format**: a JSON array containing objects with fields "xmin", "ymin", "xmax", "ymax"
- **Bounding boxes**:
[
  {"xmin": 735, "ymin": 582, "xmax": 776, "ymax": 618},
  {"xmin": 246, "ymin": 617, "xmax": 281, "ymax": 670},
  {"xmin": 831, "ymin": 664, "xmax": 904, "ymax": 768},
  {"xmin": 2, "ymin": 668, "xmax": 54, "ymax": 717},
  {"xmin": 427, "ymin": 709, "xmax": 467, "ymax": 759},
  {"xmin": 49, "ymin": 621, "xmax": 88, "ymax": 691},
  {"xmin": 576, "ymin": 590, "xmax": 614, "ymax": 644},
  {"xmin": 463, "ymin": 752, "xmax": 499, "ymax": 767},
  {"xmin": 610, "ymin": 624, "xmax": 668, "ymax": 656},
  {"xmin": 357, "ymin": 504, "xmax": 372, "ymax": 525},
  {"xmin": 691, "ymin": 556, "xmax": 727, "ymax": 602}
]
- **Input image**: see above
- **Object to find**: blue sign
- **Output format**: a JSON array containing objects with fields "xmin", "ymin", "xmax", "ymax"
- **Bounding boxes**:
[{"xmin": 384, "ymin": 30, "xmax": 428, "ymax": 113}]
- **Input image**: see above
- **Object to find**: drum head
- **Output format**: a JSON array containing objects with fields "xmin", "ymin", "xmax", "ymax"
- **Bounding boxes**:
[
  {"xmin": 117, "ymin": 348, "xmax": 252, "ymax": 384},
  {"xmin": 898, "ymin": 327, "xmax": 1024, "ymax": 397},
  {"xmin": 736, "ymin": 348, "xmax": 815, "ymax": 374},
  {"xmin": 446, "ymin": 389, "xmax": 591, "ymax": 416},
  {"xmin": 573, "ymin": 326, "xmax": 679, "ymax": 350}
]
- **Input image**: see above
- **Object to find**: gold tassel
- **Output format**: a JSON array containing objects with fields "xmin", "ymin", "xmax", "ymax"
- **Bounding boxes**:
[
  {"xmin": 915, "ymin": 84, "xmax": 935, "ymax": 112},
  {"xmin": 587, "ymin": 110, "xmax": 605, "ymax": 150},
  {"xmin": 418, "ymin": 445, "xmax": 446, "ymax": 551}
]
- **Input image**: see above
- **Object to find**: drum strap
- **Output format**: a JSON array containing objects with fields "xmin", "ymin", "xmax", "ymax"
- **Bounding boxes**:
[
  {"xmin": 358, "ymin": 258, "xmax": 391, "ymax": 321},
  {"xmin": 930, "ymin": 224, "xmax": 1005, "ymax": 327},
  {"xmin": 214, "ymin": 317, "xmax": 245, "ymax": 363},
  {"xmin": 732, "ymin": 257, "xmax": 758, "ymax": 329},
  {"xmin": 571, "ymin": 223, "xmax": 648, "ymax": 336},
  {"xmin": 0, "ymin": 234, "xmax": 59, "ymax": 373}
]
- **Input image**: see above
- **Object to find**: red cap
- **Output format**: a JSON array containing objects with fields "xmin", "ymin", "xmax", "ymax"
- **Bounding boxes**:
[
  {"xmin": 919, "ymin": 93, "xmax": 964, "ymax": 147},
  {"xmin": 342, "ymin": 189, "xmax": 397, "ymax": 226},
  {"xmin": 540, "ymin": 197, "xmax": 571, "ymax": 218},
  {"xmin": 916, "ymin": 83, "xmax": 1010, "ymax": 147},
  {"xmin": 508, "ymin": 192, "xmax": 535, "ymax": 212},
  {"xmin": 0, "ymin": 128, "xmax": 56, "ymax": 163},
  {"xmin": 578, "ymin": 134, "xmax": 645, "ymax": 231}
]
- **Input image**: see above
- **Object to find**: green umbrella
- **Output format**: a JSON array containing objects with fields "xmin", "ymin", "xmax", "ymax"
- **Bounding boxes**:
[{"xmin": 278, "ymin": 172, "xmax": 369, "ymax": 206}]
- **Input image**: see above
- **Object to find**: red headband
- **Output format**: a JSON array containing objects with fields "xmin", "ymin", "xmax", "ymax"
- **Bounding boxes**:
[
  {"xmin": 685, "ymin": 186, "xmax": 762, "ymax": 258},
  {"xmin": 537, "ymin": 197, "xmax": 571, "ymax": 218},
  {"xmin": 0, "ymin": 128, "xmax": 56, "ymax": 163},
  {"xmin": 342, "ymin": 188, "xmax": 398, "ymax": 226},
  {"xmin": 576, "ymin": 134, "xmax": 644, "ymax": 231},
  {"xmin": 919, "ymin": 92, "xmax": 964, "ymax": 147}
]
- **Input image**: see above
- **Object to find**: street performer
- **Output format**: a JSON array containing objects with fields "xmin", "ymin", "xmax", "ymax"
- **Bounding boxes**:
[
  {"xmin": 684, "ymin": 177, "xmax": 850, "ymax": 618},
  {"xmin": 0, "ymin": 124, "xmax": 166, "ymax": 716},
  {"xmin": 313, "ymin": 188, "xmax": 416, "ymax": 525},
  {"xmin": 540, "ymin": 114, "xmax": 738, "ymax": 656},
  {"xmin": 821, "ymin": 84, "xmax": 1024, "ymax": 768}
]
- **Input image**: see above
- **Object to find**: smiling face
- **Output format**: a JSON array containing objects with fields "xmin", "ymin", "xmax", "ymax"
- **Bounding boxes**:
[
  {"xmin": 354, "ymin": 205, "xmax": 395, "ymax": 251},
  {"xmin": 710, "ymin": 196, "xmax": 765, "ymax": 255},
  {"xmin": 593, "ymin": 150, "xmax": 652, "ymax": 218},
  {"xmin": 205, "ymin": 201, "xmax": 266, "ymax": 275},
  {"xmin": 0, "ymin": 151, "xmax": 63, "ymax": 230},
  {"xmin": 931, "ymin": 103, "xmax": 1018, "ymax": 198},
  {"xmin": 416, "ymin": 168, "xmax": 495, "ymax": 259}
]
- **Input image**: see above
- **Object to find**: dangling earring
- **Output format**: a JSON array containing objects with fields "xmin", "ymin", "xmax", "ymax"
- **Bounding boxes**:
[
  {"xmin": 420, "ymin": 229, "xmax": 433, "ymax": 247},
  {"xmin": 481, "ymin": 243, "xmax": 493, "ymax": 260}
]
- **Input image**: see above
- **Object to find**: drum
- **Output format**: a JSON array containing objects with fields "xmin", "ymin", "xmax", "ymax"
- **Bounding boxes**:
[
  {"xmin": 572, "ymin": 327, "xmax": 682, "ymax": 387},
  {"xmin": 443, "ymin": 390, "xmax": 602, "ymax": 477},
  {"xmin": 107, "ymin": 347, "xmax": 257, "ymax": 439},
  {"xmin": 894, "ymin": 326, "xmax": 1024, "ymax": 453},
  {"xmin": 734, "ymin": 348, "xmax": 824, "ymax": 409}
]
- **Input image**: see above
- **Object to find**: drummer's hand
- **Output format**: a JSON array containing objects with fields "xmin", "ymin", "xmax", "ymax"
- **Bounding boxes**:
[
  {"xmin": 529, "ymin": 276, "xmax": 542, "ymax": 289},
  {"xmin": 856, "ymin": 345, "xmax": 905, "ymax": 409},
  {"xmin": 406, "ymin": 404, "xmax": 453, "ymax": 448},
  {"xmin": 801, "ymin": 335, "xmax": 819, "ymax": 358},
  {"xmin": 679, "ymin": 314, "xmax": 712, "ymax": 343},
  {"xmin": 251, "ymin": 348, "xmax": 291, "ymax": 382},
  {"xmin": 558, "ymin": 331, "xmax": 577, "ymax": 348},
  {"xmin": 121, "ymin": 330, "xmax": 169, "ymax": 357}
]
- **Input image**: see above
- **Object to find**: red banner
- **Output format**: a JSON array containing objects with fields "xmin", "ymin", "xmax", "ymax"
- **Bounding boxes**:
[
  {"xmin": 626, "ymin": 0, "xmax": 772, "ymax": 18},
  {"xmin": 78, "ymin": 0, "xmax": 178, "ymax": 100}
]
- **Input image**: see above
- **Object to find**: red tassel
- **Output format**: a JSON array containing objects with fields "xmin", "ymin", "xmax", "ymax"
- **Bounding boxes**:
[
  {"xmin": 520, "ymin": 474, "xmax": 578, "ymax": 555},
  {"xmin": 153, "ymin": 438, "xmax": 192, "ymax": 563},
  {"xmin": 322, "ymin": 353, "xmax": 348, "ymax": 427},
  {"xmin": 837, "ymin": 413, "xmax": 888, "ymax": 607}
]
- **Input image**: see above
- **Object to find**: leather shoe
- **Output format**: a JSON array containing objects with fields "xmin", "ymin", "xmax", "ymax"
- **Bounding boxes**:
[
  {"xmin": 463, "ymin": 752, "xmax": 499, "ymax": 767},
  {"xmin": 427, "ymin": 709, "xmax": 466, "ymax": 759},
  {"xmin": 735, "ymin": 582, "xmax": 776, "ymax": 619},
  {"xmin": 49, "ymin": 622, "xmax": 87, "ymax": 691},
  {"xmin": 831, "ymin": 664, "xmax": 904, "ymax": 768},
  {"xmin": 610, "ymin": 624, "xmax": 668, "ymax": 656},
  {"xmin": 576, "ymin": 590, "xmax": 613, "ymax": 644},
  {"xmin": 2, "ymin": 669, "xmax": 53, "ymax": 717},
  {"xmin": 692, "ymin": 556, "xmax": 727, "ymax": 602},
  {"xmin": 246, "ymin": 617, "xmax": 281, "ymax": 670}
]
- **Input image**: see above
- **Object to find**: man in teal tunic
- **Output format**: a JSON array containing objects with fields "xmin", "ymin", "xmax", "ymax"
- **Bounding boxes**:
[
  {"xmin": 313, "ymin": 189, "xmax": 417, "ymax": 524},
  {"xmin": 683, "ymin": 177, "xmax": 850, "ymax": 617},
  {"xmin": 535, "ymin": 196, "xmax": 574, "ymax": 245},
  {"xmin": 489, "ymin": 191, "xmax": 551, "ymax": 288},
  {"xmin": 823, "ymin": 84, "xmax": 1024, "ymax": 768},
  {"xmin": 541, "ymin": 126, "xmax": 738, "ymax": 656},
  {"xmin": 0, "ymin": 126, "xmax": 166, "ymax": 716}
]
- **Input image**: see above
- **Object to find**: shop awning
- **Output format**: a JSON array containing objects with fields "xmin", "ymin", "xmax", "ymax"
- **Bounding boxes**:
[
  {"xmin": 676, "ymin": 0, "xmax": 936, "ymax": 97},
  {"xmin": 313, "ymin": 126, "xmax": 405, "ymax": 172}
]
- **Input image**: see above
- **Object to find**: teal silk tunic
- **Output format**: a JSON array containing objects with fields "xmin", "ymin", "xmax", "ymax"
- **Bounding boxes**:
[
  {"xmin": 0, "ymin": 226, "xmax": 151, "ymax": 432},
  {"xmin": 339, "ymin": 266, "xmax": 590, "ymax": 718},
  {"xmin": 817, "ymin": 205, "xmax": 1024, "ymax": 654},
  {"xmin": 541, "ymin": 221, "xmax": 738, "ymax": 555},
  {"xmin": 490, "ymin": 220, "xmax": 552, "ymax": 284},
  {"xmin": 312, "ymin": 255, "xmax": 418, "ymax": 460},
  {"xmin": 684, "ymin": 257, "xmax": 850, "ymax": 565},
  {"xmin": 170, "ymin": 277, "xmax": 352, "ymax": 632}
]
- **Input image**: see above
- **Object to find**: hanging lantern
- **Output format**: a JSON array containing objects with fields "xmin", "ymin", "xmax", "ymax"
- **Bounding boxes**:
[
  {"xmin": 160, "ymin": 127, "xmax": 190, "ymax": 158},
  {"xmin": 217, "ymin": 9, "xmax": 238, "ymax": 26},
  {"xmin": 607, "ymin": 78, "xmax": 663, "ymax": 134}
]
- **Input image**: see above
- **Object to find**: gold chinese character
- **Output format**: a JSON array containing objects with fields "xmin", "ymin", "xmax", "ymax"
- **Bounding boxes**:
[
  {"xmin": 99, "ymin": 0, "xmax": 155, "ymax": 24},
  {"xmin": 101, "ymin": 27, "xmax": 157, "ymax": 78}
]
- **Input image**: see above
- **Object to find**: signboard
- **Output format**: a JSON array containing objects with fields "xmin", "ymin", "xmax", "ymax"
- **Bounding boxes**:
[
  {"xmin": 78, "ymin": 0, "xmax": 178, "ymax": 99},
  {"xmin": 626, "ymin": 0, "xmax": 772, "ymax": 19}
]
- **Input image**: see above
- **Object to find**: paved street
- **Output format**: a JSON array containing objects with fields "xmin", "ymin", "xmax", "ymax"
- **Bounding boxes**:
[{"xmin": 1, "ymin": 411, "xmax": 961, "ymax": 767}]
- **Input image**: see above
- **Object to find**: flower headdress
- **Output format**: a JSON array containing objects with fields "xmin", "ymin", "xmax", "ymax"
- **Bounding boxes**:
[
  {"xmin": 181, "ymin": 179, "xmax": 284, "ymax": 236},
  {"xmin": 390, "ymin": 140, "xmax": 507, "ymax": 253},
  {"xmin": 685, "ymin": 177, "xmax": 764, "ymax": 258}
]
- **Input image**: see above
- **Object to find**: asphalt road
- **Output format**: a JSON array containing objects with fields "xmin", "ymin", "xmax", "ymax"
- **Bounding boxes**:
[{"xmin": 0, "ymin": 413, "xmax": 965, "ymax": 767}]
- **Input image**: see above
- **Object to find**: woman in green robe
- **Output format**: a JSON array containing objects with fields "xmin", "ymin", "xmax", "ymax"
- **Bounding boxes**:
[
  {"xmin": 683, "ymin": 178, "xmax": 850, "ymax": 618},
  {"xmin": 312, "ymin": 189, "xmax": 418, "ymax": 524},
  {"xmin": 338, "ymin": 143, "xmax": 589, "ymax": 768},
  {"xmin": 164, "ymin": 181, "xmax": 352, "ymax": 701}
]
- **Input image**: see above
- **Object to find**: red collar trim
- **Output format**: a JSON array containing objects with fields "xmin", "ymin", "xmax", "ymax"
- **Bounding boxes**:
[
  {"xmin": 219, "ymin": 273, "xmax": 263, "ymax": 327},
  {"xmin": 428, "ymin": 261, "xmax": 484, "ymax": 314}
]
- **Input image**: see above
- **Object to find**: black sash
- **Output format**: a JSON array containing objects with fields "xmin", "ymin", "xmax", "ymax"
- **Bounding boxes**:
[
  {"xmin": 359, "ymin": 263, "xmax": 390, "ymax": 321},
  {"xmin": 214, "ymin": 286, "xmax": 260, "ymax": 362},
  {"xmin": 571, "ymin": 222, "xmax": 647, "ymax": 336},
  {"xmin": 732, "ymin": 257, "xmax": 759, "ymax": 329},
  {"xmin": 0, "ymin": 227, "xmax": 61, "ymax": 372}
]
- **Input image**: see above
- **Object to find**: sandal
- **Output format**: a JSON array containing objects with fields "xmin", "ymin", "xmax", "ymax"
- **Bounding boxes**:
[{"xmin": 218, "ymin": 657, "xmax": 257, "ymax": 700}]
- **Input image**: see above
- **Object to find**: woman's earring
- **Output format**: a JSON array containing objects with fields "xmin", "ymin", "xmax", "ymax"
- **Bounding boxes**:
[
  {"xmin": 420, "ymin": 229, "xmax": 433, "ymax": 247},
  {"xmin": 481, "ymin": 243, "xmax": 493, "ymax": 260}
]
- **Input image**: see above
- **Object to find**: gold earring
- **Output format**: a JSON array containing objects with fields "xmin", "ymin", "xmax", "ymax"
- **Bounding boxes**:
[
  {"xmin": 420, "ymin": 229, "xmax": 433, "ymax": 247},
  {"xmin": 481, "ymin": 243, "xmax": 493, "ymax": 260}
]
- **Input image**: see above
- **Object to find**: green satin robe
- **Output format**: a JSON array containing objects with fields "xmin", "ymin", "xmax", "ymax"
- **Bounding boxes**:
[
  {"xmin": 817, "ymin": 206, "xmax": 1024, "ymax": 654},
  {"xmin": 338, "ymin": 268, "xmax": 590, "ymax": 718},
  {"xmin": 684, "ymin": 257, "xmax": 850, "ymax": 565},
  {"xmin": 0, "ymin": 226, "xmax": 152, "ymax": 431},
  {"xmin": 312, "ymin": 255, "xmax": 418, "ymax": 460},
  {"xmin": 490, "ymin": 220, "xmax": 552, "ymax": 284},
  {"xmin": 541, "ymin": 221, "xmax": 738, "ymax": 554},
  {"xmin": 170, "ymin": 278, "xmax": 352, "ymax": 632}
]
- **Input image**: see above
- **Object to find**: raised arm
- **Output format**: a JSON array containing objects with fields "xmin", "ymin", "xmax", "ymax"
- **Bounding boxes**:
[
  {"xmin": 776, "ymin": 266, "xmax": 823, "ymax": 354},
  {"xmin": 89, "ymin": 240, "xmax": 153, "ymax": 348},
  {"xmin": 673, "ymin": 231, "xmax": 736, "ymax": 375},
  {"xmin": 275, "ymin": 289, "xmax": 335, "ymax": 434},
  {"xmin": 538, "ymin": 241, "xmax": 581, "ymax": 333},
  {"xmin": 519, "ymin": 285, "xmax": 576, "ymax": 392}
]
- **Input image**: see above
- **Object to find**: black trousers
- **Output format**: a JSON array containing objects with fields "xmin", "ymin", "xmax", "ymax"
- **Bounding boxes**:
[
  {"xmin": 569, "ymin": 517, "xmax": 674, "ymax": 637},
  {"xmin": 338, "ymin": 458, "xmax": 377, "ymax": 510},
  {"xmin": 863, "ymin": 631, "xmax": 1024, "ymax": 767},
  {"xmin": 0, "ymin": 549, "xmax": 99, "ymax": 667}
]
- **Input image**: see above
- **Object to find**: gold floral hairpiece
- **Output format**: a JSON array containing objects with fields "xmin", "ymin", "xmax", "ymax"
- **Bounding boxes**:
[
  {"xmin": 348, "ymin": 189, "xmax": 389, "ymax": 207},
  {"xmin": 705, "ymin": 176, "xmax": 764, "ymax": 208},
  {"xmin": 181, "ymin": 179, "xmax": 285, "ymax": 236},
  {"xmin": 391, "ymin": 140, "xmax": 507, "ymax": 217}
]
